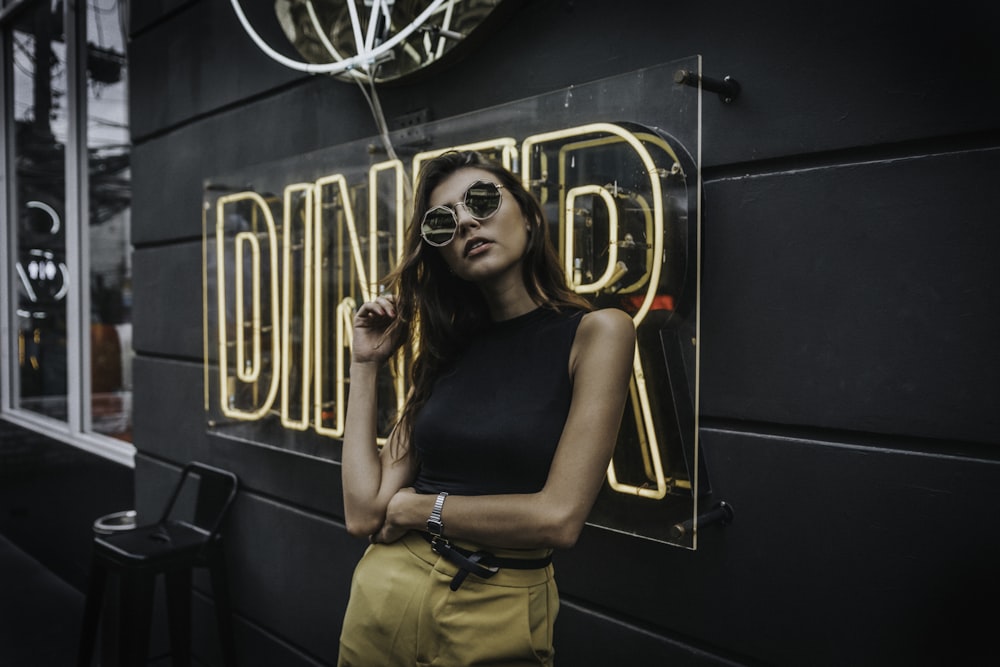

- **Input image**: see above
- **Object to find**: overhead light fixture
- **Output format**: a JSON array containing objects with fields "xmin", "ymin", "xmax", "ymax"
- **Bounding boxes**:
[{"xmin": 232, "ymin": 0, "xmax": 504, "ymax": 83}]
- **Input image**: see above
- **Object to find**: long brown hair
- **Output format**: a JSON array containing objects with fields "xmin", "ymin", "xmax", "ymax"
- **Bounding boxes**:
[{"xmin": 382, "ymin": 151, "xmax": 590, "ymax": 457}]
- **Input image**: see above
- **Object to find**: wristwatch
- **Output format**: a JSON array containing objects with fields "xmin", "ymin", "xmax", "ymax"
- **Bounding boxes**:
[{"xmin": 427, "ymin": 491, "xmax": 449, "ymax": 537}]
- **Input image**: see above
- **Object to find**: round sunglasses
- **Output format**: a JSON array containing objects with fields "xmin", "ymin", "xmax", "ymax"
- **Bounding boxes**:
[{"xmin": 420, "ymin": 180, "xmax": 505, "ymax": 247}]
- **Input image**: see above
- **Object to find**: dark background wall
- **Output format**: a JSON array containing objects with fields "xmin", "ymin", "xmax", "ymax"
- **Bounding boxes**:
[
  {"xmin": 0, "ymin": 421, "xmax": 134, "ymax": 592},
  {"xmin": 0, "ymin": 421, "xmax": 134, "ymax": 666},
  {"xmin": 127, "ymin": 1, "xmax": 1000, "ymax": 665}
]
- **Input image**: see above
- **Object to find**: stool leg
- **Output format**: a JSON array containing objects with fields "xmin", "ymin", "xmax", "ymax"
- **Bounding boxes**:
[
  {"xmin": 164, "ymin": 568, "xmax": 192, "ymax": 666},
  {"xmin": 77, "ymin": 559, "xmax": 108, "ymax": 667},
  {"xmin": 207, "ymin": 544, "xmax": 238, "ymax": 667},
  {"xmin": 117, "ymin": 571, "xmax": 155, "ymax": 667}
]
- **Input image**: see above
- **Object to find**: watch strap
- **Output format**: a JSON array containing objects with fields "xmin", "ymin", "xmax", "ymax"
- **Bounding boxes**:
[{"xmin": 427, "ymin": 491, "xmax": 449, "ymax": 536}]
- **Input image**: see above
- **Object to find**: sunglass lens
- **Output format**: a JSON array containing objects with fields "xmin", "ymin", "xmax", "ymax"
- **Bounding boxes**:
[
  {"xmin": 464, "ymin": 182, "xmax": 502, "ymax": 219},
  {"xmin": 421, "ymin": 207, "xmax": 457, "ymax": 246}
]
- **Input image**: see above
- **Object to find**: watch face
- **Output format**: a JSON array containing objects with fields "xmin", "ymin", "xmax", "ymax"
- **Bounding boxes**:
[
  {"xmin": 427, "ymin": 519, "xmax": 443, "ymax": 535},
  {"xmin": 272, "ymin": 0, "xmax": 513, "ymax": 82}
]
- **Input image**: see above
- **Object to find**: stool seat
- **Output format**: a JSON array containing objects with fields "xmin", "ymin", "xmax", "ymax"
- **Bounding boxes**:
[
  {"xmin": 77, "ymin": 462, "xmax": 239, "ymax": 667},
  {"xmin": 97, "ymin": 521, "xmax": 213, "ymax": 566}
]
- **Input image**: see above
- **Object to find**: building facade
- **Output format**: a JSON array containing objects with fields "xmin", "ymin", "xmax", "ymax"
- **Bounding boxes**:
[{"xmin": 3, "ymin": 0, "xmax": 1000, "ymax": 665}]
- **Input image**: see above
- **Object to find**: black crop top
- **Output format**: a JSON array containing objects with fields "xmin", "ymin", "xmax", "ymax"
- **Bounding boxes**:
[{"xmin": 411, "ymin": 307, "xmax": 585, "ymax": 496}]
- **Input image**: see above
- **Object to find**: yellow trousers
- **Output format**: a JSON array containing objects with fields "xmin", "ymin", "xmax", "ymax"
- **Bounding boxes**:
[{"xmin": 338, "ymin": 531, "xmax": 558, "ymax": 667}]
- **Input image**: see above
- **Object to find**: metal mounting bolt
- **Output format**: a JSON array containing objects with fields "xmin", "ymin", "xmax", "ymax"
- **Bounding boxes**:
[{"xmin": 674, "ymin": 69, "xmax": 741, "ymax": 104}]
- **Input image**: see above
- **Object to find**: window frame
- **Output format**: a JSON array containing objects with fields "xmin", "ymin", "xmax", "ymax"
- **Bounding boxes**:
[{"xmin": 0, "ymin": 0, "xmax": 134, "ymax": 466}]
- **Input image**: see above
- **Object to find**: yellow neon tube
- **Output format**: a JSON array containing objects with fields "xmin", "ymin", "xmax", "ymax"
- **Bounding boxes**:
[
  {"xmin": 564, "ymin": 132, "xmax": 678, "ymax": 295},
  {"xmin": 556, "ymin": 132, "xmax": 674, "ymax": 296},
  {"xmin": 281, "ymin": 183, "xmax": 314, "ymax": 431},
  {"xmin": 524, "ymin": 127, "xmax": 681, "ymax": 324},
  {"xmin": 563, "ymin": 184, "xmax": 619, "ymax": 294},
  {"xmin": 412, "ymin": 138, "xmax": 517, "ymax": 191},
  {"xmin": 215, "ymin": 191, "xmax": 281, "ymax": 420},
  {"xmin": 316, "ymin": 174, "xmax": 371, "ymax": 303},
  {"xmin": 615, "ymin": 191, "xmax": 654, "ymax": 295},
  {"xmin": 313, "ymin": 173, "xmax": 373, "ymax": 437},
  {"xmin": 521, "ymin": 123, "xmax": 674, "ymax": 500},
  {"xmin": 234, "ymin": 230, "xmax": 261, "ymax": 383},
  {"xmin": 314, "ymin": 297, "xmax": 356, "ymax": 438},
  {"xmin": 368, "ymin": 160, "xmax": 408, "ymax": 420},
  {"xmin": 368, "ymin": 160, "xmax": 405, "ymax": 290},
  {"xmin": 202, "ymin": 200, "xmax": 210, "ymax": 411},
  {"xmin": 605, "ymin": 348, "xmax": 669, "ymax": 500},
  {"xmin": 627, "ymin": 374, "xmax": 656, "ymax": 480}
]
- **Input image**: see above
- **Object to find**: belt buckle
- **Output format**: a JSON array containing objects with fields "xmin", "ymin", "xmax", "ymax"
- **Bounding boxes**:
[
  {"xmin": 432, "ymin": 538, "xmax": 497, "ymax": 572},
  {"xmin": 476, "ymin": 563, "xmax": 499, "ymax": 577},
  {"xmin": 430, "ymin": 536, "xmax": 450, "ymax": 554},
  {"xmin": 473, "ymin": 555, "xmax": 499, "ymax": 576}
]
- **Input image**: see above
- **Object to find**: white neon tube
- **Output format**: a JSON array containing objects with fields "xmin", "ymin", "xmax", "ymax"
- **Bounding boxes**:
[{"xmin": 229, "ymin": 0, "xmax": 448, "ymax": 76}]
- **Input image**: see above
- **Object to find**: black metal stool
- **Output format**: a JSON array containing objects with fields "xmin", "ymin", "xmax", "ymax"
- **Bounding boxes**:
[{"xmin": 77, "ymin": 461, "xmax": 239, "ymax": 666}]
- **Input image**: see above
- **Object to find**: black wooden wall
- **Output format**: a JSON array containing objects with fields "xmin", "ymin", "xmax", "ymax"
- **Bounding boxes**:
[{"xmin": 128, "ymin": 1, "xmax": 1000, "ymax": 665}]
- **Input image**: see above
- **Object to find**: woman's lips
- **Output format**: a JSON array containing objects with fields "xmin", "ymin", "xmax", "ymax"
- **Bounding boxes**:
[{"xmin": 464, "ymin": 238, "xmax": 493, "ymax": 257}]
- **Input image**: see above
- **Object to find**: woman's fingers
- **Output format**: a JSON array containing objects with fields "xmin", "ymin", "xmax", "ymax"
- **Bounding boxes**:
[
  {"xmin": 352, "ymin": 296, "xmax": 402, "ymax": 362},
  {"xmin": 356, "ymin": 295, "xmax": 396, "ymax": 323}
]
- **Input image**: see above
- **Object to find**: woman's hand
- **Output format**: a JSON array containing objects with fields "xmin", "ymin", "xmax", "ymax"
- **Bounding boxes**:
[
  {"xmin": 352, "ymin": 295, "xmax": 403, "ymax": 364},
  {"xmin": 370, "ymin": 486, "xmax": 418, "ymax": 544}
]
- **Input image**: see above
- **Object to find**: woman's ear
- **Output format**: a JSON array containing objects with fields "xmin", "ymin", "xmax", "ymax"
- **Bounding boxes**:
[{"xmin": 528, "ymin": 213, "xmax": 542, "ymax": 234}]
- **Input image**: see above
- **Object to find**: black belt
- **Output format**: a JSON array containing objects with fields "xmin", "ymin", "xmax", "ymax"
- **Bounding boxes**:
[{"xmin": 418, "ymin": 532, "xmax": 552, "ymax": 591}]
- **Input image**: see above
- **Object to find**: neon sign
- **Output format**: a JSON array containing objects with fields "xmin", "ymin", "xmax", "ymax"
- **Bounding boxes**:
[{"xmin": 204, "ymin": 59, "xmax": 704, "ymax": 546}]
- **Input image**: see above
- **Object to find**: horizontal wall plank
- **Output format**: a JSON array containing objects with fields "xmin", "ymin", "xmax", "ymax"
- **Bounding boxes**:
[
  {"xmin": 700, "ymin": 148, "xmax": 1000, "ymax": 444},
  {"xmin": 555, "ymin": 600, "xmax": 747, "ymax": 666},
  {"xmin": 130, "ymin": 0, "xmax": 1000, "ymax": 168},
  {"xmin": 132, "ymin": 242, "xmax": 204, "ymax": 360},
  {"xmin": 134, "ymin": 358, "xmax": 345, "ymax": 517},
  {"xmin": 129, "ymin": 0, "xmax": 299, "ymax": 139},
  {"xmin": 136, "ymin": 147, "xmax": 1000, "ymax": 445},
  {"xmin": 133, "ymin": 455, "xmax": 185, "ymax": 522},
  {"xmin": 131, "ymin": 0, "xmax": 1000, "ymax": 247},
  {"xmin": 191, "ymin": 591, "xmax": 327, "ymax": 667},
  {"xmin": 557, "ymin": 427, "xmax": 1000, "ymax": 666},
  {"xmin": 207, "ymin": 488, "xmax": 364, "ymax": 664},
  {"xmin": 130, "ymin": 0, "xmax": 192, "ymax": 36},
  {"xmin": 191, "ymin": 567, "xmax": 748, "ymax": 667},
  {"xmin": 130, "ymin": 86, "xmax": 373, "ymax": 245},
  {"xmin": 133, "ymin": 454, "xmax": 362, "ymax": 664},
  {"xmin": 207, "ymin": 431, "xmax": 344, "ymax": 519},
  {"xmin": 132, "ymin": 356, "xmax": 211, "ymax": 464},
  {"xmin": 0, "ymin": 424, "xmax": 133, "ymax": 591},
  {"xmin": 137, "ymin": 426, "xmax": 1000, "ymax": 667}
]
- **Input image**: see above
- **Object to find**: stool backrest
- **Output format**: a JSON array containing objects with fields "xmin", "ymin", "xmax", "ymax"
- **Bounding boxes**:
[{"xmin": 157, "ymin": 462, "xmax": 239, "ymax": 542}]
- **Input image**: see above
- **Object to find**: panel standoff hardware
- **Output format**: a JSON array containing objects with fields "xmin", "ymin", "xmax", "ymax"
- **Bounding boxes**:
[
  {"xmin": 674, "ymin": 69, "xmax": 741, "ymax": 104},
  {"xmin": 670, "ymin": 501, "xmax": 734, "ymax": 539}
]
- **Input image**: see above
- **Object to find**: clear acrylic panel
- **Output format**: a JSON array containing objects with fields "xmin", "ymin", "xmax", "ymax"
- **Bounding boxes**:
[{"xmin": 204, "ymin": 58, "xmax": 704, "ymax": 546}]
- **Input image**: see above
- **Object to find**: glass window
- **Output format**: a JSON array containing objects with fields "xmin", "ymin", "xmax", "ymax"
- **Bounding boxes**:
[
  {"xmin": 11, "ymin": 0, "xmax": 69, "ymax": 421},
  {"xmin": 86, "ymin": 0, "xmax": 131, "ymax": 441},
  {"xmin": 3, "ymin": 0, "xmax": 133, "ymax": 461}
]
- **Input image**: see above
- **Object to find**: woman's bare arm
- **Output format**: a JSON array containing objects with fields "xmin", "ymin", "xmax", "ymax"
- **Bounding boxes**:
[
  {"xmin": 341, "ymin": 296, "xmax": 417, "ymax": 538},
  {"xmin": 375, "ymin": 307, "xmax": 636, "ymax": 549}
]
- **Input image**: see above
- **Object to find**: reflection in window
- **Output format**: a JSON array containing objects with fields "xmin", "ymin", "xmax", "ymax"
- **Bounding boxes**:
[
  {"xmin": 7, "ymin": 0, "xmax": 132, "ymax": 445},
  {"xmin": 13, "ymin": 1, "xmax": 69, "ymax": 420},
  {"xmin": 86, "ymin": 0, "xmax": 131, "ymax": 441}
]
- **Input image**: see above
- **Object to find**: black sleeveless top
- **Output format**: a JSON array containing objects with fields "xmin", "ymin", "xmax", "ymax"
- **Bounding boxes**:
[{"xmin": 411, "ymin": 307, "xmax": 585, "ymax": 496}]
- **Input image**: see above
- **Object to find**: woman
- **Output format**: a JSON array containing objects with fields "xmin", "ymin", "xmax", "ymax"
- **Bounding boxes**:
[{"xmin": 339, "ymin": 151, "xmax": 635, "ymax": 666}]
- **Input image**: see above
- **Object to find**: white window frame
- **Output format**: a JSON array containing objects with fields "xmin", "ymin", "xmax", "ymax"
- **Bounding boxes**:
[{"xmin": 0, "ymin": 0, "xmax": 134, "ymax": 467}]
